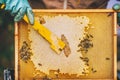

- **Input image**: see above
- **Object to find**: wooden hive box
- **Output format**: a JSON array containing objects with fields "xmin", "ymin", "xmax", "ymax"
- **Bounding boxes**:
[{"xmin": 15, "ymin": 9, "xmax": 117, "ymax": 80}]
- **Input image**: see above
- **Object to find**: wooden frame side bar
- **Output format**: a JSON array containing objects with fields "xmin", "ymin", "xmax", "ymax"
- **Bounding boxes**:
[
  {"xmin": 113, "ymin": 12, "xmax": 117, "ymax": 80},
  {"xmin": 15, "ymin": 22, "xmax": 18, "ymax": 80}
]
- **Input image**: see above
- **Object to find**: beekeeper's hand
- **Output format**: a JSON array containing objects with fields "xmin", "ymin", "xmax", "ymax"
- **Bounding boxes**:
[
  {"xmin": 0, "ymin": 0, "xmax": 34, "ymax": 24},
  {"xmin": 113, "ymin": 3, "xmax": 120, "ymax": 11}
]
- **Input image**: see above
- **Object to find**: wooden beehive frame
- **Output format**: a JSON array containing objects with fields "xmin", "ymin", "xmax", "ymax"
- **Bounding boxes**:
[{"xmin": 14, "ymin": 9, "xmax": 117, "ymax": 80}]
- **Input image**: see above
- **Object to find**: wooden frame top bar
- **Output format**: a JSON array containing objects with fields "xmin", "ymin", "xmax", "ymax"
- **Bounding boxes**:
[{"xmin": 32, "ymin": 9, "xmax": 116, "ymax": 13}]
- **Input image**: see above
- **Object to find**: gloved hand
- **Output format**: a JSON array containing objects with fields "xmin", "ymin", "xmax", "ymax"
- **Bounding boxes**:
[
  {"xmin": 4, "ymin": 68, "xmax": 14, "ymax": 80},
  {"xmin": 0, "ymin": 0, "xmax": 34, "ymax": 24},
  {"xmin": 112, "ymin": 3, "xmax": 120, "ymax": 11}
]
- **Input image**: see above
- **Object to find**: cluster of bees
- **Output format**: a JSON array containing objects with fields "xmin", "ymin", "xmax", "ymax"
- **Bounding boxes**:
[
  {"xmin": 19, "ymin": 41, "xmax": 32, "ymax": 63},
  {"xmin": 77, "ymin": 33, "xmax": 93, "ymax": 53}
]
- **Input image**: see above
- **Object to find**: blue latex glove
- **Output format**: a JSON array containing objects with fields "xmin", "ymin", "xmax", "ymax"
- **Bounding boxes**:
[
  {"xmin": 0, "ymin": 0, "xmax": 34, "ymax": 24},
  {"xmin": 113, "ymin": 3, "xmax": 120, "ymax": 11}
]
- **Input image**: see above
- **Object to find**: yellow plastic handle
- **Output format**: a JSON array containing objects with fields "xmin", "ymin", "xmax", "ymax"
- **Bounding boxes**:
[{"xmin": 0, "ymin": 4, "xmax": 5, "ymax": 9}]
